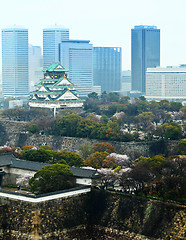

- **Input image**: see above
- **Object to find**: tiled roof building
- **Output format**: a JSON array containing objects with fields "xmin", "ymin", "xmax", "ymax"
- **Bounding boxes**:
[
  {"xmin": 29, "ymin": 62, "xmax": 84, "ymax": 111},
  {"xmin": 0, "ymin": 153, "xmax": 99, "ymax": 187}
]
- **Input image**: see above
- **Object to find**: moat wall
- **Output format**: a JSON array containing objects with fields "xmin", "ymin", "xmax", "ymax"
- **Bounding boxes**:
[
  {"xmin": 0, "ymin": 190, "xmax": 185, "ymax": 240},
  {"xmin": 0, "ymin": 120, "xmax": 179, "ymax": 158}
]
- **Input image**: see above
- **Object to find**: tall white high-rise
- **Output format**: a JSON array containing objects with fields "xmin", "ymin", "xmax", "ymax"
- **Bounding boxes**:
[
  {"xmin": 60, "ymin": 40, "xmax": 93, "ymax": 97},
  {"xmin": 146, "ymin": 66, "xmax": 186, "ymax": 101},
  {"xmin": 43, "ymin": 27, "xmax": 69, "ymax": 68},
  {"xmin": 2, "ymin": 27, "xmax": 29, "ymax": 97}
]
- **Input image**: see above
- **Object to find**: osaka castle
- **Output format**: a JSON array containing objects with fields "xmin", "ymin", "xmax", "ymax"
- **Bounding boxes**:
[{"xmin": 29, "ymin": 62, "xmax": 84, "ymax": 111}]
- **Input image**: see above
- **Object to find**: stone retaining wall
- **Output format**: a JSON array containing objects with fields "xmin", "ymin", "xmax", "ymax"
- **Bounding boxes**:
[
  {"xmin": 0, "ymin": 190, "xmax": 185, "ymax": 239},
  {"xmin": 0, "ymin": 120, "xmax": 179, "ymax": 158}
]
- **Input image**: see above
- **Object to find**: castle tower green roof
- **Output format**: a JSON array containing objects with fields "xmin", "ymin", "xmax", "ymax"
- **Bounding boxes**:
[{"xmin": 29, "ymin": 62, "xmax": 84, "ymax": 110}]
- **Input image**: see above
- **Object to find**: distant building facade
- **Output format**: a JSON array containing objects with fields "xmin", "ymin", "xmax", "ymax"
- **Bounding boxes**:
[
  {"xmin": 92, "ymin": 85, "xmax": 101, "ymax": 96},
  {"xmin": 131, "ymin": 25, "xmax": 160, "ymax": 94},
  {"xmin": 43, "ymin": 27, "xmax": 69, "ymax": 68},
  {"xmin": 93, "ymin": 47, "xmax": 121, "ymax": 93},
  {"xmin": 2, "ymin": 27, "xmax": 29, "ymax": 97},
  {"xmin": 121, "ymin": 70, "xmax": 131, "ymax": 96},
  {"xmin": 146, "ymin": 66, "xmax": 186, "ymax": 101},
  {"xmin": 29, "ymin": 45, "xmax": 43, "ymax": 92},
  {"xmin": 60, "ymin": 40, "xmax": 93, "ymax": 97}
]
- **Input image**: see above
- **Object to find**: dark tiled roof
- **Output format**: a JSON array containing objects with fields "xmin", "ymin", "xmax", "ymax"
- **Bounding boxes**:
[
  {"xmin": 11, "ymin": 159, "xmax": 48, "ymax": 171},
  {"xmin": 0, "ymin": 153, "xmax": 97, "ymax": 178},
  {"xmin": 0, "ymin": 153, "xmax": 48, "ymax": 171},
  {"xmin": 0, "ymin": 153, "xmax": 16, "ymax": 167},
  {"xmin": 70, "ymin": 167, "xmax": 97, "ymax": 179}
]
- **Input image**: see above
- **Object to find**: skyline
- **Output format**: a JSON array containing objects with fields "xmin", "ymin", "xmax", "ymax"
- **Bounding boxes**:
[{"xmin": 0, "ymin": 0, "xmax": 186, "ymax": 71}]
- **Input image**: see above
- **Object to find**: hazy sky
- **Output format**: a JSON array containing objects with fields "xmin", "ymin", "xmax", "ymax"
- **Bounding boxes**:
[{"xmin": 0, "ymin": 0, "xmax": 186, "ymax": 70}]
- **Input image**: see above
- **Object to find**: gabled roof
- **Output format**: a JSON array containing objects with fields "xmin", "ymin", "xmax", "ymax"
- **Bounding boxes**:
[
  {"xmin": 57, "ymin": 90, "xmax": 79, "ymax": 101},
  {"xmin": 54, "ymin": 77, "xmax": 73, "ymax": 87},
  {"xmin": 38, "ymin": 86, "xmax": 48, "ymax": 92},
  {"xmin": 43, "ymin": 63, "xmax": 69, "ymax": 72},
  {"xmin": 45, "ymin": 75, "xmax": 52, "ymax": 80}
]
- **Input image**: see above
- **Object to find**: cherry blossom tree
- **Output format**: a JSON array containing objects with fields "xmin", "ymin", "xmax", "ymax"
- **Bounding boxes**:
[
  {"xmin": 107, "ymin": 153, "xmax": 130, "ymax": 167},
  {"xmin": 16, "ymin": 174, "xmax": 33, "ymax": 188}
]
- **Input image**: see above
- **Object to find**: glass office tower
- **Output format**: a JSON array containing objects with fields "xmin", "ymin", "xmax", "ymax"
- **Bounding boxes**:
[
  {"xmin": 43, "ymin": 27, "xmax": 69, "ymax": 68},
  {"xmin": 29, "ymin": 45, "xmax": 43, "ymax": 92},
  {"xmin": 2, "ymin": 27, "xmax": 29, "ymax": 97},
  {"xmin": 131, "ymin": 25, "xmax": 160, "ymax": 94},
  {"xmin": 60, "ymin": 40, "xmax": 93, "ymax": 97},
  {"xmin": 93, "ymin": 47, "xmax": 121, "ymax": 93}
]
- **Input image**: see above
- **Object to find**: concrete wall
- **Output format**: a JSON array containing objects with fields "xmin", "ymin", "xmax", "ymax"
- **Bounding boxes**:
[
  {"xmin": 0, "ymin": 190, "xmax": 185, "ymax": 239},
  {"xmin": 0, "ymin": 120, "xmax": 179, "ymax": 158}
]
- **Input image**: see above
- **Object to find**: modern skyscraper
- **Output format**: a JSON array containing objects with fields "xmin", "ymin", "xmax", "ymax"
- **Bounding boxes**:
[
  {"xmin": 29, "ymin": 45, "xmax": 43, "ymax": 92},
  {"xmin": 2, "ymin": 27, "xmax": 29, "ymax": 97},
  {"xmin": 60, "ymin": 40, "xmax": 93, "ymax": 97},
  {"xmin": 131, "ymin": 25, "xmax": 160, "ymax": 94},
  {"xmin": 43, "ymin": 27, "xmax": 69, "ymax": 68},
  {"xmin": 121, "ymin": 70, "xmax": 131, "ymax": 96},
  {"xmin": 93, "ymin": 47, "xmax": 121, "ymax": 93}
]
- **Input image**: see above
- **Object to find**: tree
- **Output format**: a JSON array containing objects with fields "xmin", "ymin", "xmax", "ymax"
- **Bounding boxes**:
[
  {"xmin": 136, "ymin": 112, "xmax": 155, "ymax": 129},
  {"xmin": 107, "ymin": 153, "xmax": 130, "ymax": 167},
  {"xmin": 21, "ymin": 145, "xmax": 35, "ymax": 151},
  {"xmin": 77, "ymin": 141, "xmax": 93, "ymax": 159},
  {"xmin": 163, "ymin": 122, "xmax": 182, "ymax": 140},
  {"xmin": 170, "ymin": 101, "xmax": 182, "ymax": 112},
  {"xmin": 105, "ymin": 120, "xmax": 121, "ymax": 140},
  {"xmin": 2, "ymin": 108, "xmax": 50, "ymax": 121},
  {"xmin": 154, "ymin": 156, "xmax": 186, "ymax": 202},
  {"xmin": 56, "ymin": 109, "xmax": 76, "ymax": 118},
  {"xmin": 84, "ymin": 151, "xmax": 110, "ymax": 169},
  {"xmin": 108, "ymin": 92, "xmax": 120, "ymax": 102},
  {"xmin": 119, "ymin": 96, "xmax": 130, "ymax": 104},
  {"xmin": 29, "ymin": 164, "xmax": 74, "ymax": 194},
  {"xmin": 102, "ymin": 157, "xmax": 117, "ymax": 168},
  {"xmin": 139, "ymin": 95, "xmax": 146, "ymax": 101},
  {"xmin": 92, "ymin": 142, "xmax": 115, "ymax": 154},
  {"xmin": 83, "ymin": 98, "xmax": 100, "ymax": 113},
  {"xmin": 177, "ymin": 139, "xmax": 186, "ymax": 155},
  {"xmin": 28, "ymin": 124, "xmax": 39, "ymax": 134},
  {"xmin": 97, "ymin": 168, "xmax": 114, "ymax": 189},
  {"xmin": 76, "ymin": 118, "xmax": 97, "ymax": 138},
  {"xmin": 180, "ymin": 107, "xmax": 186, "ymax": 120},
  {"xmin": 39, "ymin": 145, "xmax": 52, "ymax": 151},
  {"xmin": 125, "ymin": 103, "xmax": 138, "ymax": 116},
  {"xmin": 136, "ymin": 100, "xmax": 149, "ymax": 113},
  {"xmin": 22, "ymin": 149, "xmax": 53, "ymax": 162},
  {"xmin": 153, "ymin": 109, "xmax": 172, "ymax": 125},
  {"xmin": 54, "ymin": 114, "xmax": 82, "ymax": 137},
  {"xmin": 16, "ymin": 174, "xmax": 33, "ymax": 188},
  {"xmin": 88, "ymin": 92, "xmax": 99, "ymax": 99},
  {"xmin": 0, "ymin": 147, "xmax": 22, "ymax": 158},
  {"xmin": 101, "ymin": 91, "xmax": 109, "ymax": 103},
  {"xmin": 159, "ymin": 100, "xmax": 170, "ymax": 111},
  {"xmin": 0, "ymin": 123, "xmax": 7, "ymax": 146},
  {"xmin": 51, "ymin": 150, "xmax": 84, "ymax": 167}
]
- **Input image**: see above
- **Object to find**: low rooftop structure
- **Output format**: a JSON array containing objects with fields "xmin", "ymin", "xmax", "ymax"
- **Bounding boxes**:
[{"xmin": 0, "ymin": 153, "xmax": 99, "ymax": 187}]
